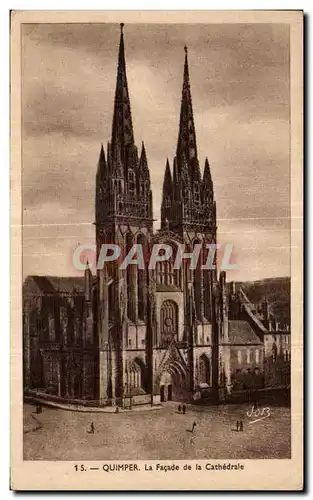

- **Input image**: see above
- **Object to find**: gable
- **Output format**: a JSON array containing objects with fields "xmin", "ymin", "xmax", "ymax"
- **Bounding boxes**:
[{"xmin": 228, "ymin": 320, "xmax": 262, "ymax": 345}]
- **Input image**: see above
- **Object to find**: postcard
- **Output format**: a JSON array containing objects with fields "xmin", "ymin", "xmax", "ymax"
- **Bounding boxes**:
[{"xmin": 11, "ymin": 10, "xmax": 303, "ymax": 490}]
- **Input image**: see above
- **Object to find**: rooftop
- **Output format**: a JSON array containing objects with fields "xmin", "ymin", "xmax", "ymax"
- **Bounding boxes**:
[{"xmin": 228, "ymin": 320, "xmax": 263, "ymax": 345}]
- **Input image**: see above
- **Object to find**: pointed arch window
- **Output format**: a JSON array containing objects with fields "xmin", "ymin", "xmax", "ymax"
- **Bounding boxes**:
[
  {"xmin": 194, "ymin": 182, "xmax": 200, "ymax": 205},
  {"xmin": 156, "ymin": 244, "xmax": 180, "ymax": 288},
  {"xmin": 128, "ymin": 170, "xmax": 135, "ymax": 196}
]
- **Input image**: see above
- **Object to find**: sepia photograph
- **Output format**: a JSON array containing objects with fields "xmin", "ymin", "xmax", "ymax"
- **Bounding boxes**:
[{"xmin": 11, "ymin": 10, "xmax": 303, "ymax": 491}]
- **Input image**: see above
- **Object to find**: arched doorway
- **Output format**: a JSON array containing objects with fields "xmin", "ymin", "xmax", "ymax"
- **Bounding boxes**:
[
  {"xmin": 158, "ymin": 366, "xmax": 186, "ymax": 402},
  {"xmin": 159, "ymin": 371, "xmax": 172, "ymax": 402}
]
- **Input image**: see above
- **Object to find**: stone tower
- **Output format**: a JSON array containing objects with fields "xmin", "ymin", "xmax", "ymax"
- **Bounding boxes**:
[
  {"xmin": 95, "ymin": 24, "xmax": 153, "ymax": 404},
  {"xmin": 160, "ymin": 46, "xmax": 227, "ymax": 400},
  {"xmin": 160, "ymin": 46, "xmax": 217, "ymax": 317}
]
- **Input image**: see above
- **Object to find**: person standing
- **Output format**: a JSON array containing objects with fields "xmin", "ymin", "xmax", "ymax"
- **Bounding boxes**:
[{"xmin": 87, "ymin": 422, "xmax": 95, "ymax": 434}]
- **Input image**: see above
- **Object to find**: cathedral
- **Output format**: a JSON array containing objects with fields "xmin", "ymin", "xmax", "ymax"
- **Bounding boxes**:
[{"xmin": 23, "ymin": 25, "xmax": 290, "ymax": 407}]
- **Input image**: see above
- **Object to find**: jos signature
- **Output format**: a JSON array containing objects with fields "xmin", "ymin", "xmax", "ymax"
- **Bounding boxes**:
[{"xmin": 246, "ymin": 405, "xmax": 271, "ymax": 424}]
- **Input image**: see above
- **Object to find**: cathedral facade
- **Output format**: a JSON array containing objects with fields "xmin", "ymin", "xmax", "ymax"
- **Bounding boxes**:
[
  {"xmin": 94, "ymin": 24, "xmax": 229, "ymax": 405},
  {"xmin": 24, "ymin": 25, "xmax": 288, "ymax": 407}
]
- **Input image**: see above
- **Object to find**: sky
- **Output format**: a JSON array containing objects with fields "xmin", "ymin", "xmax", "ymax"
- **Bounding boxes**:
[{"xmin": 21, "ymin": 22, "xmax": 293, "ymax": 282}]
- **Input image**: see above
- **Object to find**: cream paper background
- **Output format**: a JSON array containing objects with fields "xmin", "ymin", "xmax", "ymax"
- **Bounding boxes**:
[{"xmin": 10, "ymin": 10, "xmax": 303, "ymax": 491}]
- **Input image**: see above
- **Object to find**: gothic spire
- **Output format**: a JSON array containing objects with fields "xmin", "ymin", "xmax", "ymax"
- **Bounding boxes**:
[
  {"xmin": 99, "ymin": 143, "xmax": 105, "ymax": 161},
  {"xmin": 161, "ymin": 159, "xmax": 173, "ymax": 230},
  {"xmin": 138, "ymin": 141, "xmax": 150, "ymax": 180},
  {"xmin": 95, "ymin": 24, "xmax": 153, "ymax": 226},
  {"xmin": 96, "ymin": 143, "xmax": 106, "ymax": 183},
  {"xmin": 176, "ymin": 45, "xmax": 198, "ymax": 167},
  {"xmin": 202, "ymin": 157, "xmax": 214, "ymax": 223},
  {"xmin": 111, "ymin": 23, "xmax": 134, "ymax": 160},
  {"xmin": 162, "ymin": 158, "xmax": 173, "ymax": 198},
  {"xmin": 140, "ymin": 141, "xmax": 147, "ymax": 163},
  {"xmin": 203, "ymin": 157, "xmax": 213, "ymax": 189}
]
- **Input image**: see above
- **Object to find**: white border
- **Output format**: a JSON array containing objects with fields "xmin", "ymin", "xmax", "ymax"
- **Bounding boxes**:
[{"xmin": 3, "ymin": 2, "xmax": 308, "ymax": 498}]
